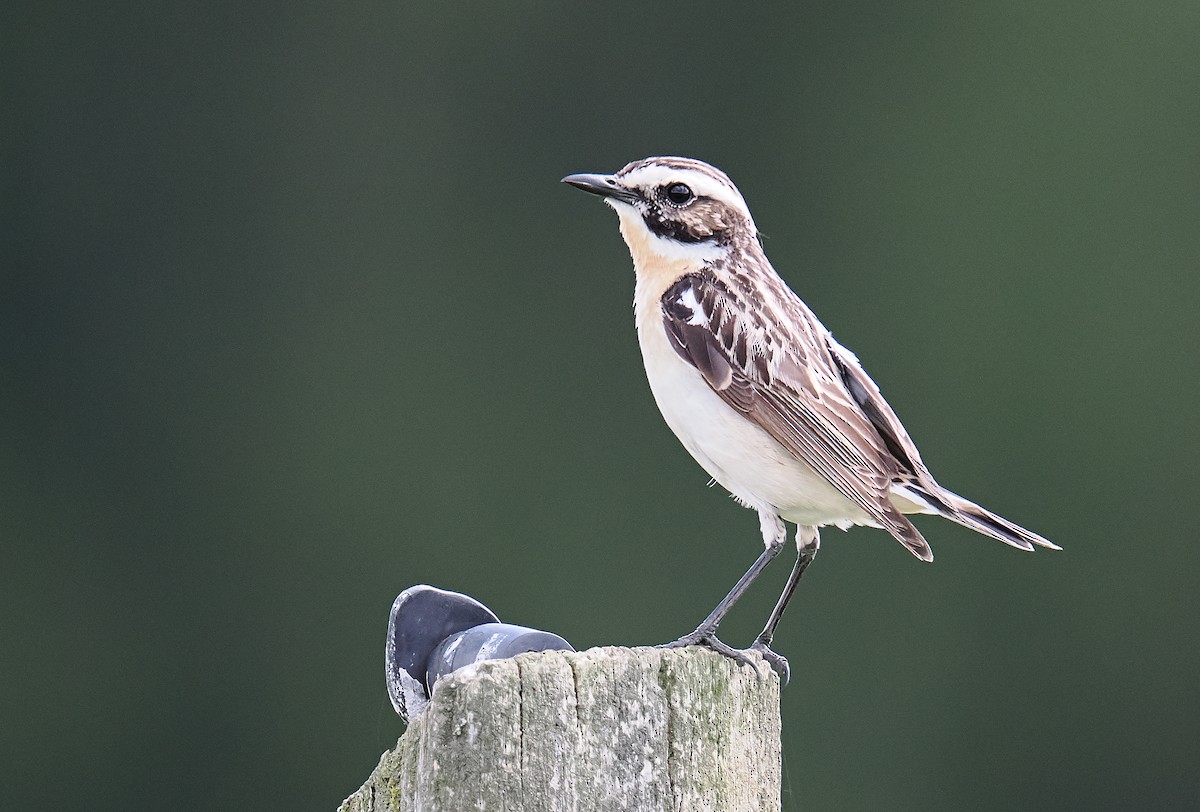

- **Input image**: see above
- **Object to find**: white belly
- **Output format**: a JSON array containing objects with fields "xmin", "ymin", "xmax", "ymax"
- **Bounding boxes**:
[{"xmin": 636, "ymin": 316, "xmax": 871, "ymax": 529}]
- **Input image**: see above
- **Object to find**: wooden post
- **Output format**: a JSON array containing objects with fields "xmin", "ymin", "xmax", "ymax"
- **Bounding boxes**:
[{"xmin": 339, "ymin": 645, "xmax": 781, "ymax": 812}]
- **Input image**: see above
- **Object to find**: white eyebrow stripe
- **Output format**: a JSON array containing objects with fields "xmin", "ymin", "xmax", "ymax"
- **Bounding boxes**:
[{"xmin": 619, "ymin": 164, "xmax": 752, "ymax": 222}]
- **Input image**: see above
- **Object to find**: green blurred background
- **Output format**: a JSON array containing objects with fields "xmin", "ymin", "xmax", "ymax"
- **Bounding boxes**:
[{"xmin": 4, "ymin": 2, "xmax": 1198, "ymax": 809}]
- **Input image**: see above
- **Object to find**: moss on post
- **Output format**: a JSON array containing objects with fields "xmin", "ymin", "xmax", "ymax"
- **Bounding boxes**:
[{"xmin": 339, "ymin": 646, "xmax": 781, "ymax": 812}]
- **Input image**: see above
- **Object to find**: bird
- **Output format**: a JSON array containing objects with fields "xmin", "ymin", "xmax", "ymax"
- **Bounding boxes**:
[{"xmin": 562, "ymin": 156, "xmax": 1059, "ymax": 682}]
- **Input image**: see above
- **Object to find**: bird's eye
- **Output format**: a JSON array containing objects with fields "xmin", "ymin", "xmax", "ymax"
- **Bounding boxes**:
[{"xmin": 664, "ymin": 183, "xmax": 694, "ymax": 206}]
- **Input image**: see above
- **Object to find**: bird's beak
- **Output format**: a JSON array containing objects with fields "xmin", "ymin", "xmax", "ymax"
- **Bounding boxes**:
[{"xmin": 561, "ymin": 173, "xmax": 641, "ymax": 205}]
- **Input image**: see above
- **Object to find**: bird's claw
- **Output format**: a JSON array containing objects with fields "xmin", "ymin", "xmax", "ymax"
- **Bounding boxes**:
[
  {"xmin": 658, "ymin": 629, "xmax": 712, "ymax": 650},
  {"xmin": 750, "ymin": 639, "xmax": 790, "ymax": 686},
  {"xmin": 659, "ymin": 632, "xmax": 783, "ymax": 679}
]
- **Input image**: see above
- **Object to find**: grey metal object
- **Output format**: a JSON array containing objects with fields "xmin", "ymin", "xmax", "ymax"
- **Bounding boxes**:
[
  {"xmin": 384, "ymin": 585, "xmax": 574, "ymax": 721},
  {"xmin": 385, "ymin": 585, "xmax": 498, "ymax": 721},
  {"xmin": 426, "ymin": 622, "xmax": 573, "ymax": 693}
]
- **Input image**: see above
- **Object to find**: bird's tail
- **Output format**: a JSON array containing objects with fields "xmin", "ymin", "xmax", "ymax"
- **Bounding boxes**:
[{"xmin": 899, "ymin": 483, "xmax": 1061, "ymax": 553}]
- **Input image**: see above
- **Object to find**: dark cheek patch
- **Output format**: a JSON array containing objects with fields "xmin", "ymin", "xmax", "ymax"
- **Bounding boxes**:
[
  {"xmin": 641, "ymin": 198, "xmax": 734, "ymax": 244},
  {"xmin": 642, "ymin": 210, "xmax": 712, "ymax": 243}
]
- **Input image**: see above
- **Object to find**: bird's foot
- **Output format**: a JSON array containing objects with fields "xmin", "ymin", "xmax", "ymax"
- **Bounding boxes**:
[
  {"xmin": 658, "ymin": 630, "xmax": 763, "ymax": 674},
  {"xmin": 749, "ymin": 638, "xmax": 790, "ymax": 686}
]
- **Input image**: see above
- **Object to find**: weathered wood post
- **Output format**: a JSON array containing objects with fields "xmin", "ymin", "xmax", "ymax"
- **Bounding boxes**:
[{"xmin": 339, "ymin": 645, "xmax": 781, "ymax": 812}]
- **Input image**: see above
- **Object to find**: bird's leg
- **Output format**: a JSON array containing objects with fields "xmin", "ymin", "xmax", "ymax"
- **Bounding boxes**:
[
  {"xmin": 749, "ymin": 526, "xmax": 820, "ymax": 685},
  {"xmin": 660, "ymin": 512, "xmax": 786, "ymax": 669}
]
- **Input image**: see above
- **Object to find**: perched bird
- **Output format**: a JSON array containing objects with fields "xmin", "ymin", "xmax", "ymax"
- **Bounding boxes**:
[{"xmin": 562, "ymin": 157, "xmax": 1059, "ymax": 681}]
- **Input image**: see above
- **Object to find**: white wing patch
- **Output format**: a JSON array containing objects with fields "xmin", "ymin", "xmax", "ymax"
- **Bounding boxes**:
[{"xmin": 679, "ymin": 286, "xmax": 706, "ymax": 326}]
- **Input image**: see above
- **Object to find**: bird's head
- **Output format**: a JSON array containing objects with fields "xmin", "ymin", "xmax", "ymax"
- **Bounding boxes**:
[{"xmin": 563, "ymin": 157, "xmax": 758, "ymax": 266}]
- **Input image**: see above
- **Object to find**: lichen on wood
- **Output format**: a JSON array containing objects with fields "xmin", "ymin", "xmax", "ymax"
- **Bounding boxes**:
[{"xmin": 339, "ymin": 645, "xmax": 781, "ymax": 812}]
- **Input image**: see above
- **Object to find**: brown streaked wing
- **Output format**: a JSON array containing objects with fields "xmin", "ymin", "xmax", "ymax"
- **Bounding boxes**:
[
  {"xmin": 826, "ymin": 338, "xmax": 932, "ymax": 482},
  {"xmin": 660, "ymin": 271, "xmax": 933, "ymax": 559}
]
